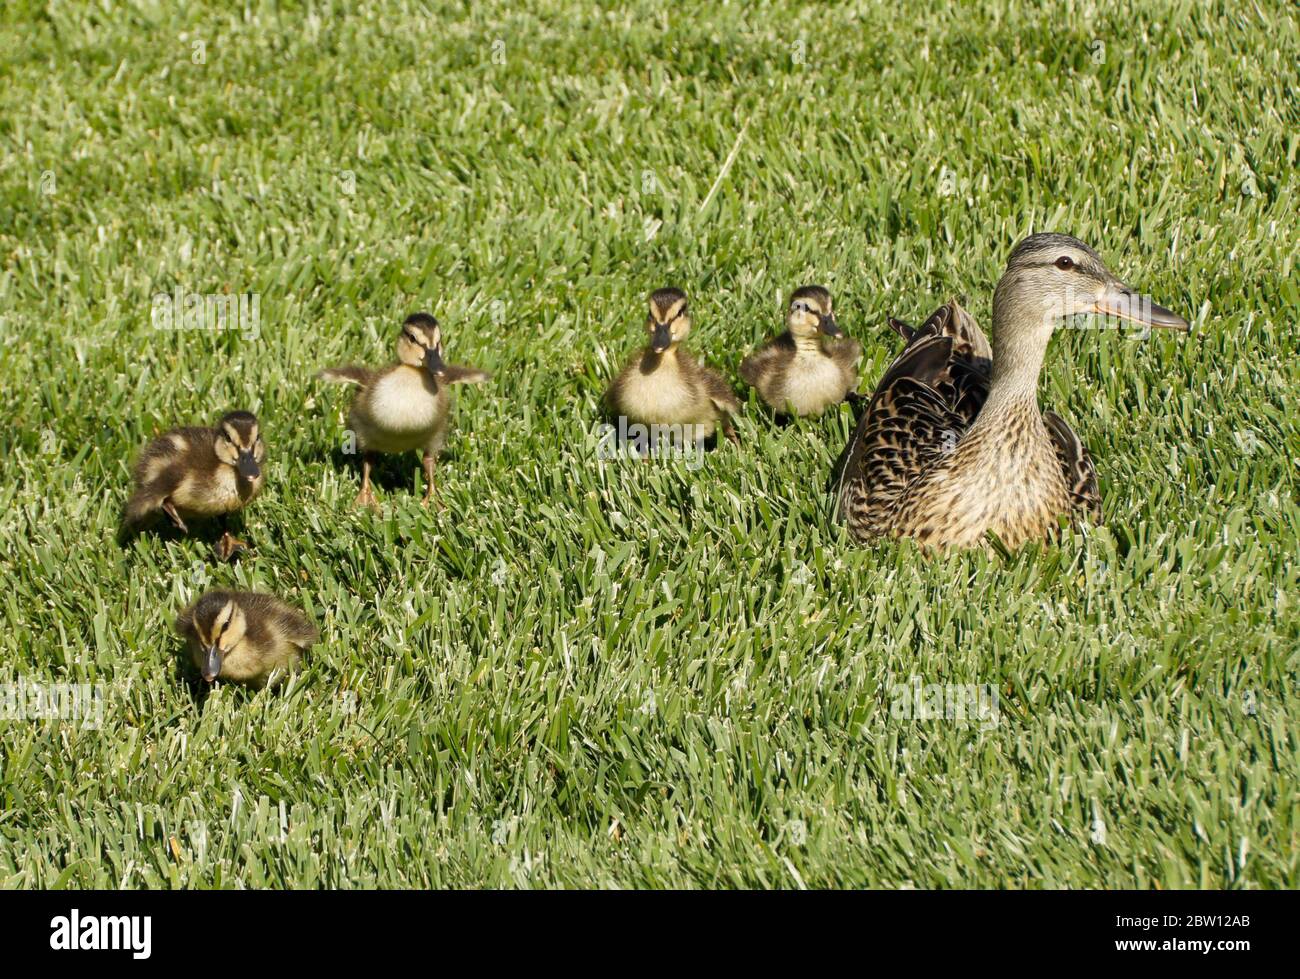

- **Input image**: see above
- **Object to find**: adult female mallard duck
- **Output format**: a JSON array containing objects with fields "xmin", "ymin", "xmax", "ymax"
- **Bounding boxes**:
[{"xmin": 835, "ymin": 233, "xmax": 1189, "ymax": 550}]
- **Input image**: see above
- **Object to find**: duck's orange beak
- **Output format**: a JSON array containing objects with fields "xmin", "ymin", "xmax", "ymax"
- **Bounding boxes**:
[{"xmin": 1092, "ymin": 279, "xmax": 1189, "ymax": 331}]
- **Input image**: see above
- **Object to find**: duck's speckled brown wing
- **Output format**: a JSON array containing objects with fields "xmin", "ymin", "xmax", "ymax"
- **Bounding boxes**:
[
  {"xmin": 888, "ymin": 301, "xmax": 992, "ymax": 375},
  {"xmin": 1043, "ymin": 411, "xmax": 1102, "ymax": 523},
  {"xmin": 834, "ymin": 302, "xmax": 991, "ymax": 541}
]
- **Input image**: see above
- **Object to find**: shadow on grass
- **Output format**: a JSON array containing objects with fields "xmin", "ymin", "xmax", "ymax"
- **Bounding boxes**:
[
  {"xmin": 116, "ymin": 513, "xmax": 252, "ymax": 562},
  {"xmin": 312, "ymin": 445, "xmax": 464, "ymax": 496}
]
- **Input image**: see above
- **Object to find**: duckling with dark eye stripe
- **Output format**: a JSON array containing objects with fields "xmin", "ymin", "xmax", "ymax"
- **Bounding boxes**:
[
  {"xmin": 119, "ymin": 410, "xmax": 266, "ymax": 561},
  {"xmin": 176, "ymin": 590, "xmax": 318, "ymax": 688},
  {"xmin": 740, "ymin": 285, "xmax": 862, "ymax": 417},
  {"xmin": 319, "ymin": 312, "xmax": 489, "ymax": 508},
  {"xmin": 604, "ymin": 288, "xmax": 741, "ymax": 445}
]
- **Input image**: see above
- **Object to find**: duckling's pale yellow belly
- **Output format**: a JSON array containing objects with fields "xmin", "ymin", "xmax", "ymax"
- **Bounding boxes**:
[
  {"xmin": 173, "ymin": 467, "xmax": 263, "ymax": 516},
  {"xmin": 213, "ymin": 637, "xmax": 302, "ymax": 688},
  {"xmin": 771, "ymin": 353, "xmax": 849, "ymax": 416},
  {"xmin": 354, "ymin": 368, "xmax": 449, "ymax": 453},
  {"xmin": 615, "ymin": 369, "xmax": 717, "ymax": 435}
]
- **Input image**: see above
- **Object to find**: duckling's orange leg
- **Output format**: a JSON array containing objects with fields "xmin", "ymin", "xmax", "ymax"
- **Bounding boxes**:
[
  {"xmin": 160, "ymin": 498, "xmax": 188, "ymax": 534},
  {"xmin": 722, "ymin": 419, "xmax": 740, "ymax": 445},
  {"xmin": 215, "ymin": 516, "xmax": 249, "ymax": 562},
  {"xmin": 421, "ymin": 452, "xmax": 444, "ymax": 510},
  {"xmin": 354, "ymin": 453, "xmax": 379, "ymax": 509}
]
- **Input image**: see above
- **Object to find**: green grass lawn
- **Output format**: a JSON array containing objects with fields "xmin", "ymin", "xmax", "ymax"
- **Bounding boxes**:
[{"xmin": 1, "ymin": 0, "xmax": 1297, "ymax": 888}]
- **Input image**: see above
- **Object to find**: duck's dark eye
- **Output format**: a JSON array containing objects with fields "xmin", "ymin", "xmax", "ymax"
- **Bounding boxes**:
[{"xmin": 1055, "ymin": 256, "xmax": 1075, "ymax": 271}]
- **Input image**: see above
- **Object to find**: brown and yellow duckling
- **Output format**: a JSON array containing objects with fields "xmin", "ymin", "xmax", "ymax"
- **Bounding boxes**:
[
  {"xmin": 319, "ymin": 312, "xmax": 489, "ymax": 508},
  {"xmin": 836, "ymin": 233, "xmax": 1189, "ymax": 550},
  {"xmin": 604, "ymin": 288, "xmax": 740, "ymax": 446},
  {"xmin": 740, "ymin": 285, "xmax": 862, "ymax": 417},
  {"xmin": 119, "ymin": 410, "xmax": 266, "ymax": 561},
  {"xmin": 176, "ymin": 589, "xmax": 318, "ymax": 688}
]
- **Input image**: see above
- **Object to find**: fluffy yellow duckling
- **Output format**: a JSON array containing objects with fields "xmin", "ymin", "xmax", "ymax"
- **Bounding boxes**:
[
  {"xmin": 319, "ymin": 312, "xmax": 489, "ymax": 507},
  {"xmin": 604, "ymin": 288, "xmax": 740, "ymax": 446},
  {"xmin": 175, "ymin": 590, "xmax": 318, "ymax": 688},
  {"xmin": 119, "ymin": 410, "xmax": 266, "ymax": 561},
  {"xmin": 740, "ymin": 285, "xmax": 862, "ymax": 416}
]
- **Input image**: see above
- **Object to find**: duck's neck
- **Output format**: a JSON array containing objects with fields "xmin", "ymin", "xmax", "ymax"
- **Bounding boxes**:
[
  {"xmin": 970, "ymin": 288, "xmax": 1051, "ymax": 430},
  {"xmin": 792, "ymin": 332, "xmax": 825, "ymax": 355},
  {"xmin": 641, "ymin": 345, "xmax": 679, "ymax": 372}
]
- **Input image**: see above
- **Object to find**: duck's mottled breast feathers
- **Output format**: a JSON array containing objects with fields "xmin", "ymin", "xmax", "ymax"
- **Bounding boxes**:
[{"xmin": 835, "ymin": 303, "xmax": 991, "ymax": 537}]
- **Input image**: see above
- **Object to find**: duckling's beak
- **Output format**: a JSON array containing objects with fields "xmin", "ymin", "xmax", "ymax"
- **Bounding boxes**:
[
  {"xmin": 819, "ymin": 314, "xmax": 843, "ymax": 338},
  {"xmin": 650, "ymin": 321, "xmax": 672, "ymax": 353},
  {"xmin": 202, "ymin": 645, "xmax": 223, "ymax": 683},
  {"xmin": 236, "ymin": 452, "xmax": 261, "ymax": 481},
  {"xmin": 1093, "ymin": 279, "xmax": 1190, "ymax": 332},
  {"xmin": 424, "ymin": 346, "xmax": 447, "ymax": 378}
]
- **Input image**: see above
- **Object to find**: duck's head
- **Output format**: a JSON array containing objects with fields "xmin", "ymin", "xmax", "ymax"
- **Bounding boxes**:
[
  {"xmin": 397, "ymin": 312, "xmax": 447, "ymax": 379},
  {"xmin": 213, "ymin": 411, "xmax": 265, "ymax": 483},
  {"xmin": 994, "ymin": 233, "xmax": 1189, "ymax": 343},
  {"xmin": 646, "ymin": 288, "xmax": 690, "ymax": 353},
  {"xmin": 786, "ymin": 285, "xmax": 841, "ymax": 339},
  {"xmin": 186, "ymin": 592, "xmax": 247, "ymax": 683}
]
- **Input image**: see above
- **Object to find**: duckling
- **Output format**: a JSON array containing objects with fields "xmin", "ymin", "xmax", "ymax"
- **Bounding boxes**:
[
  {"xmin": 319, "ymin": 312, "xmax": 489, "ymax": 508},
  {"xmin": 175, "ymin": 589, "xmax": 318, "ymax": 688},
  {"xmin": 740, "ymin": 285, "xmax": 862, "ymax": 417},
  {"xmin": 119, "ymin": 410, "xmax": 266, "ymax": 561},
  {"xmin": 604, "ymin": 288, "xmax": 741, "ymax": 447},
  {"xmin": 836, "ymin": 233, "xmax": 1189, "ymax": 550}
]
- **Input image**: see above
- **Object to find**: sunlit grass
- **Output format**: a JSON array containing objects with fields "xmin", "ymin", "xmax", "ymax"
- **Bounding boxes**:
[{"xmin": 0, "ymin": 0, "xmax": 1296, "ymax": 887}]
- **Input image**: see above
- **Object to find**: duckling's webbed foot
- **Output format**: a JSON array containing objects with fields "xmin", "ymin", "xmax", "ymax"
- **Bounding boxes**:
[
  {"xmin": 161, "ymin": 499, "xmax": 188, "ymax": 534},
  {"xmin": 354, "ymin": 453, "xmax": 379, "ymax": 509},
  {"xmin": 420, "ymin": 452, "xmax": 444, "ymax": 510},
  {"xmin": 214, "ymin": 532, "xmax": 249, "ymax": 562},
  {"xmin": 723, "ymin": 421, "xmax": 740, "ymax": 445}
]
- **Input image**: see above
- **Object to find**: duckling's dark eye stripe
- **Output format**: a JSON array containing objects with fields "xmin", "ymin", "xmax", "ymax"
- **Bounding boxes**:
[{"xmin": 404, "ymin": 330, "xmax": 423, "ymax": 346}]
